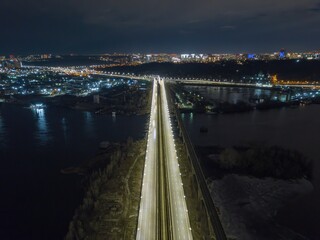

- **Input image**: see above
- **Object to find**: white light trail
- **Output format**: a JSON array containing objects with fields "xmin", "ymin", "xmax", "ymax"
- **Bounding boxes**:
[{"xmin": 159, "ymin": 78, "xmax": 193, "ymax": 240}]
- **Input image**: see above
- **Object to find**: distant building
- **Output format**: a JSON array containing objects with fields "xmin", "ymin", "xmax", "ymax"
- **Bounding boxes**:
[
  {"xmin": 41, "ymin": 54, "xmax": 51, "ymax": 59},
  {"xmin": 2, "ymin": 59, "xmax": 21, "ymax": 69},
  {"xmin": 13, "ymin": 59, "xmax": 22, "ymax": 68},
  {"xmin": 3, "ymin": 59, "xmax": 22, "ymax": 69},
  {"xmin": 247, "ymin": 54, "xmax": 256, "ymax": 60},
  {"xmin": 279, "ymin": 49, "xmax": 286, "ymax": 59},
  {"xmin": 242, "ymin": 72, "xmax": 271, "ymax": 85}
]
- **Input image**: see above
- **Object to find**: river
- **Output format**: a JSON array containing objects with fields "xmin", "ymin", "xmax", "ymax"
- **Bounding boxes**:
[
  {"xmin": 0, "ymin": 103, "xmax": 147, "ymax": 239},
  {"xmin": 182, "ymin": 105, "xmax": 320, "ymax": 239}
]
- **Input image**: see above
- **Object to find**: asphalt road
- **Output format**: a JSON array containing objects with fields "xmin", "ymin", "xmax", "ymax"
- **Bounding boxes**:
[
  {"xmin": 136, "ymin": 80, "xmax": 158, "ymax": 240},
  {"xmin": 137, "ymin": 78, "xmax": 193, "ymax": 240},
  {"xmin": 159, "ymin": 78, "xmax": 193, "ymax": 240}
]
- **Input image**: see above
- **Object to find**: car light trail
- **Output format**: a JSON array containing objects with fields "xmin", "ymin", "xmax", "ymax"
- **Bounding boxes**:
[
  {"xmin": 159, "ymin": 78, "xmax": 193, "ymax": 240},
  {"xmin": 137, "ymin": 77, "xmax": 192, "ymax": 240},
  {"xmin": 136, "ymin": 79, "xmax": 158, "ymax": 240}
]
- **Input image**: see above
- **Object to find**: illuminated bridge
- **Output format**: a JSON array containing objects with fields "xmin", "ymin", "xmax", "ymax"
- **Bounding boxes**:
[
  {"xmin": 136, "ymin": 77, "xmax": 227, "ymax": 240},
  {"xmin": 136, "ymin": 77, "xmax": 193, "ymax": 240}
]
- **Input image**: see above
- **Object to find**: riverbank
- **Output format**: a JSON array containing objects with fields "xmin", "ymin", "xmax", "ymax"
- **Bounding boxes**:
[
  {"xmin": 178, "ymin": 98, "xmax": 319, "ymax": 115},
  {"xmin": 173, "ymin": 83, "xmax": 320, "ymax": 115},
  {"xmin": 65, "ymin": 139, "xmax": 146, "ymax": 239},
  {"xmin": 1, "ymin": 83, "xmax": 152, "ymax": 116}
]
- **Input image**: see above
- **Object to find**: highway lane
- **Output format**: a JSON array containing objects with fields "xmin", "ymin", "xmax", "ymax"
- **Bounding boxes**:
[
  {"xmin": 159, "ymin": 78, "xmax": 193, "ymax": 240},
  {"xmin": 137, "ymin": 77, "xmax": 193, "ymax": 240},
  {"xmin": 136, "ymin": 79, "xmax": 158, "ymax": 240},
  {"xmin": 157, "ymin": 87, "xmax": 171, "ymax": 239}
]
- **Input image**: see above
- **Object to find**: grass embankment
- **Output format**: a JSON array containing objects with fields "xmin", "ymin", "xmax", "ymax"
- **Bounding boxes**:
[
  {"xmin": 176, "ymin": 141, "xmax": 213, "ymax": 239},
  {"xmin": 65, "ymin": 139, "xmax": 146, "ymax": 240}
]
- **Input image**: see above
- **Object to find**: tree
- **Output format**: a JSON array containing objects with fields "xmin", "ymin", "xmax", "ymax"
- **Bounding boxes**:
[{"xmin": 219, "ymin": 148, "xmax": 240, "ymax": 169}]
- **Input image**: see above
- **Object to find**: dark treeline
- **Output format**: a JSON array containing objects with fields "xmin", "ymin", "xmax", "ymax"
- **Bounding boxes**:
[
  {"xmin": 66, "ymin": 138, "xmax": 137, "ymax": 239},
  {"xmin": 215, "ymin": 145, "xmax": 313, "ymax": 180},
  {"xmin": 99, "ymin": 60, "xmax": 320, "ymax": 81}
]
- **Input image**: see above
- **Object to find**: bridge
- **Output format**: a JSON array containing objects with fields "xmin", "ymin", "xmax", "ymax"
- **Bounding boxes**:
[
  {"xmin": 136, "ymin": 78, "xmax": 227, "ymax": 239},
  {"xmin": 136, "ymin": 77, "xmax": 193, "ymax": 240}
]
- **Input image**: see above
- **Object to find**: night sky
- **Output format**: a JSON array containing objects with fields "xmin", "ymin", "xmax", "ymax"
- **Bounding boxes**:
[{"xmin": 1, "ymin": 0, "xmax": 320, "ymax": 54}]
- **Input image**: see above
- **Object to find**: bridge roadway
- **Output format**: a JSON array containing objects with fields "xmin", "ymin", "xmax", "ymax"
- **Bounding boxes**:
[
  {"xmin": 136, "ymin": 79, "xmax": 158, "ymax": 240},
  {"xmin": 136, "ymin": 78, "xmax": 193, "ymax": 240},
  {"xmin": 159, "ymin": 78, "xmax": 193, "ymax": 240}
]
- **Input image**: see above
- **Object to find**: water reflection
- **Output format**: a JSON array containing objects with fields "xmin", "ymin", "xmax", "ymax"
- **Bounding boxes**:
[
  {"xmin": 33, "ymin": 108, "xmax": 49, "ymax": 144},
  {"xmin": 0, "ymin": 103, "xmax": 147, "ymax": 240},
  {"xmin": 0, "ymin": 113, "xmax": 3, "ymax": 132},
  {"xmin": 254, "ymin": 88, "xmax": 262, "ymax": 98},
  {"xmin": 189, "ymin": 112, "xmax": 193, "ymax": 124},
  {"xmin": 62, "ymin": 117, "xmax": 67, "ymax": 141},
  {"xmin": 229, "ymin": 91, "xmax": 241, "ymax": 104},
  {"xmin": 84, "ymin": 111, "xmax": 94, "ymax": 137},
  {"xmin": 185, "ymin": 86, "xmax": 272, "ymax": 103}
]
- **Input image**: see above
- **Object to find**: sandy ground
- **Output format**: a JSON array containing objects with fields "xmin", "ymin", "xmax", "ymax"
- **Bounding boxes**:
[{"xmin": 208, "ymin": 174, "xmax": 313, "ymax": 240}]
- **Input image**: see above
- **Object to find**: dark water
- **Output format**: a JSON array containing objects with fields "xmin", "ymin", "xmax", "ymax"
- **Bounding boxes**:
[
  {"xmin": 182, "ymin": 105, "xmax": 320, "ymax": 239},
  {"xmin": 0, "ymin": 103, "xmax": 147, "ymax": 240}
]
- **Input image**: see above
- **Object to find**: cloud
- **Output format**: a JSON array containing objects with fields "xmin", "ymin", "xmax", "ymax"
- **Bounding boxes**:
[
  {"xmin": 307, "ymin": 2, "xmax": 320, "ymax": 12},
  {"xmin": 68, "ymin": 0, "xmax": 318, "ymax": 27},
  {"xmin": 1, "ymin": 0, "xmax": 320, "ymax": 53},
  {"xmin": 2, "ymin": 0, "xmax": 319, "ymax": 28}
]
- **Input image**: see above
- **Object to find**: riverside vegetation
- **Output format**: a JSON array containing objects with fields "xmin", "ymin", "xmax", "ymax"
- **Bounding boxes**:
[
  {"xmin": 65, "ymin": 138, "xmax": 146, "ymax": 240},
  {"xmin": 211, "ymin": 145, "xmax": 313, "ymax": 180}
]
